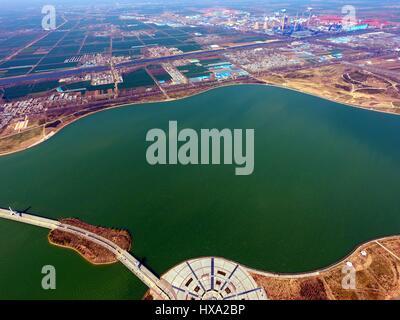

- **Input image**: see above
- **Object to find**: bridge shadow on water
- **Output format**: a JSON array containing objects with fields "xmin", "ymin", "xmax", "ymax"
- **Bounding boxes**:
[
  {"xmin": 135, "ymin": 256, "xmax": 161, "ymax": 278},
  {"xmin": 21, "ymin": 206, "xmax": 32, "ymax": 214}
]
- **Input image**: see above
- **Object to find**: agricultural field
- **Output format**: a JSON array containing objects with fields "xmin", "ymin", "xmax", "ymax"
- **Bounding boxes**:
[
  {"xmin": 0, "ymin": 14, "xmax": 211, "ymax": 79},
  {"xmin": 1, "ymin": 80, "xmax": 60, "ymax": 100},
  {"xmin": 0, "ymin": 10, "xmax": 285, "ymax": 81},
  {"xmin": 147, "ymin": 64, "xmax": 172, "ymax": 83},
  {"xmin": 60, "ymin": 81, "xmax": 114, "ymax": 94},
  {"xmin": 177, "ymin": 63, "xmax": 211, "ymax": 78},
  {"xmin": 119, "ymin": 68, "xmax": 155, "ymax": 89}
]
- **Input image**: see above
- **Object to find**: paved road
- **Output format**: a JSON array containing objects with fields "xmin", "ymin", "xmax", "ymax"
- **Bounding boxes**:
[
  {"xmin": 0, "ymin": 40, "xmax": 287, "ymax": 86},
  {"xmin": 0, "ymin": 208, "xmax": 176, "ymax": 300},
  {"xmin": 1, "ymin": 36, "xmax": 317, "ymax": 87},
  {"xmin": 0, "ymin": 27, "xmax": 393, "ymax": 87}
]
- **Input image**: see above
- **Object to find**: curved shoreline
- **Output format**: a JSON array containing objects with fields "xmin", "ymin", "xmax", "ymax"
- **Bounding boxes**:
[
  {"xmin": 246, "ymin": 234, "xmax": 400, "ymax": 278},
  {"xmin": 0, "ymin": 81, "xmax": 399, "ymax": 158},
  {"xmin": 156, "ymin": 234, "xmax": 399, "ymax": 281},
  {"xmin": 145, "ymin": 234, "xmax": 400, "ymax": 300}
]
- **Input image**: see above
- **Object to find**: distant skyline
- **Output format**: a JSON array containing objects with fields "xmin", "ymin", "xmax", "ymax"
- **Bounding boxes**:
[{"xmin": 1, "ymin": 0, "xmax": 397, "ymax": 10}]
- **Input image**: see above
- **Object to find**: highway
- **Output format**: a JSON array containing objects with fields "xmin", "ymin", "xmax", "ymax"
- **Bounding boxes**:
[
  {"xmin": 0, "ymin": 39, "xmax": 287, "ymax": 86},
  {"xmin": 0, "ymin": 208, "xmax": 176, "ymax": 300},
  {"xmin": 0, "ymin": 36, "xmax": 318, "ymax": 87},
  {"xmin": 0, "ymin": 27, "xmax": 392, "ymax": 87}
]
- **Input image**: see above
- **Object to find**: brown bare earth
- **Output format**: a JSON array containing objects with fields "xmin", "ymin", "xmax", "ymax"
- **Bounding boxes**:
[
  {"xmin": 48, "ymin": 218, "xmax": 131, "ymax": 265},
  {"xmin": 250, "ymin": 236, "xmax": 400, "ymax": 300},
  {"xmin": 0, "ymin": 126, "xmax": 44, "ymax": 154},
  {"xmin": 259, "ymin": 64, "xmax": 400, "ymax": 114}
]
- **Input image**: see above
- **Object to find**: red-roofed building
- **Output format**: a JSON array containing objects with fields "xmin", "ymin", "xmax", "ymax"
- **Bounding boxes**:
[{"xmin": 317, "ymin": 15, "xmax": 343, "ymax": 24}]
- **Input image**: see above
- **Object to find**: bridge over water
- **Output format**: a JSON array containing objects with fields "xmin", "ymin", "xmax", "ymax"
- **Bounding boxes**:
[
  {"xmin": 0, "ymin": 208, "xmax": 267, "ymax": 300},
  {"xmin": 0, "ymin": 208, "xmax": 176, "ymax": 300}
]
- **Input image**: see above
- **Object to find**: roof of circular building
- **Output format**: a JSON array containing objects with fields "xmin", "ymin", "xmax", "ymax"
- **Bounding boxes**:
[{"xmin": 161, "ymin": 257, "xmax": 267, "ymax": 300}]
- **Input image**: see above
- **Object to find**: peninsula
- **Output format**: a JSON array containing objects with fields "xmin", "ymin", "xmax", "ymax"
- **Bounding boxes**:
[
  {"xmin": 1, "ymin": 208, "xmax": 400, "ymax": 300},
  {"xmin": 48, "ymin": 218, "xmax": 131, "ymax": 265}
]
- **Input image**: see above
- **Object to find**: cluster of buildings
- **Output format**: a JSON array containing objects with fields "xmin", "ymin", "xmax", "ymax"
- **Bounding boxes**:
[
  {"xmin": 172, "ymin": 58, "xmax": 249, "ymax": 83},
  {"xmin": 79, "ymin": 54, "xmax": 129, "ymax": 67},
  {"xmin": 145, "ymin": 7, "xmax": 397, "ymax": 40},
  {"xmin": 327, "ymin": 31, "xmax": 400, "ymax": 51},
  {"xmin": 0, "ymin": 98, "xmax": 45, "ymax": 131},
  {"xmin": 194, "ymin": 61, "xmax": 248, "ymax": 82},
  {"xmin": 1, "ymin": 98, "xmax": 46, "ymax": 118},
  {"xmin": 64, "ymin": 56, "xmax": 83, "ymax": 64},
  {"xmin": 0, "ymin": 113, "xmax": 12, "ymax": 132},
  {"xmin": 146, "ymin": 8, "xmax": 311, "ymax": 35},
  {"xmin": 143, "ymin": 46, "xmax": 183, "ymax": 58},
  {"xmin": 59, "ymin": 69, "xmax": 122, "ymax": 89},
  {"xmin": 0, "ymin": 91, "xmax": 84, "ymax": 132},
  {"xmin": 91, "ymin": 70, "xmax": 122, "ymax": 86},
  {"xmin": 80, "ymin": 54, "xmax": 110, "ymax": 67},
  {"xmin": 162, "ymin": 63, "xmax": 188, "ymax": 85},
  {"xmin": 224, "ymin": 48, "xmax": 301, "ymax": 73}
]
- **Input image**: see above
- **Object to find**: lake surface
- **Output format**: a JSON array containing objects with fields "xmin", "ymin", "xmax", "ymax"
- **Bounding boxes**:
[{"xmin": 0, "ymin": 85, "xmax": 400, "ymax": 299}]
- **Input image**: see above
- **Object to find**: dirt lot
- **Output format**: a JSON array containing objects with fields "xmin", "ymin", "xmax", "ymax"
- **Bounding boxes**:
[
  {"xmin": 259, "ymin": 64, "xmax": 400, "ymax": 114},
  {"xmin": 0, "ymin": 126, "xmax": 44, "ymax": 155}
]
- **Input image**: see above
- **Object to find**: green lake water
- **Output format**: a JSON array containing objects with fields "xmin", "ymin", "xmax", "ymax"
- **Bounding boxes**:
[{"xmin": 0, "ymin": 85, "xmax": 399, "ymax": 299}]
